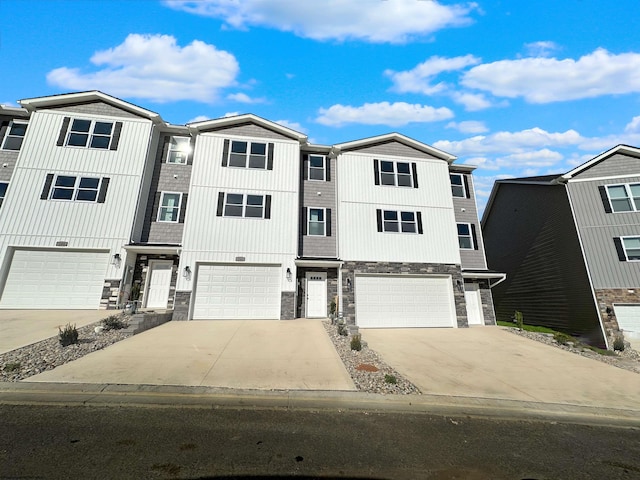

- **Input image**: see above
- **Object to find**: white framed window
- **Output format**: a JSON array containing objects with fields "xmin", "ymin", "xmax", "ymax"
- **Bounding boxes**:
[
  {"xmin": 308, "ymin": 155, "xmax": 326, "ymax": 181},
  {"xmin": 377, "ymin": 209, "xmax": 420, "ymax": 234},
  {"xmin": 158, "ymin": 192, "xmax": 182, "ymax": 222},
  {"xmin": 166, "ymin": 137, "xmax": 190, "ymax": 164},
  {"xmin": 224, "ymin": 193, "xmax": 266, "ymax": 218},
  {"xmin": 228, "ymin": 140, "xmax": 268, "ymax": 169},
  {"xmin": 606, "ymin": 184, "xmax": 640, "ymax": 212},
  {"xmin": 620, "ymin": 237, "xmax": 640, "ymax": 261},
  {"xmin": 374, "ymin": 159, "xmax": 416, "ymax": 188},
  {"xmin": 2, "ymin": 121, "xmax": 27, "ymax": 151},
  {"xmin": 457, "ymin": 223, "xmax": 474, "ymax": 249},
  {"xmin": 67, "ymin": 119, "xmax": 114, "ymax": 149},
  {"xmin": 450, "ymin": 173, "xmax": 466, "ymax": 197},
  {"xmin": 0, "ymin": 182, "xmax": 8, "ymax": 207},
  {"xmin": 50, "ymin": 175, "xmax": 101, "ymax": 202},
  {"xmin": 308, "ymin": 208, "xmax": 326, "ymax": 236}
]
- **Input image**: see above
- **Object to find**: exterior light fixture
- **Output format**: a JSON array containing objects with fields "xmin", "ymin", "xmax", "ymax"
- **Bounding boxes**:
[
  {"xmin": 183, "ymin": 266, "xmax": 191, "ymax": 278},
  {"xmin": 286, "ymin": 267, "xmax": 292, "ymax": 281},
  {"xmin": 346, "ymin": 277, "xmax": 352, "ymax": 292},
  {"xmin": 456, "ymin": 279, "xmax": 464, "ymax": 293},
  {"xmin": 111, "ymin": 253, "xmax": 121, "ymax": 267}
]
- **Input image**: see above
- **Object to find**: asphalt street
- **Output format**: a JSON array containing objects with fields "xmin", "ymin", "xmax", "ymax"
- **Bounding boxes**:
[{"xmin": 1, "ymin": 404, "xmax": 639, "ymax": 480}]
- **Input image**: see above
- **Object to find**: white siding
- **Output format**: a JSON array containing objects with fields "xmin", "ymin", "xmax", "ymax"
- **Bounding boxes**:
[{"xmin": 338, "ymin": 151, "xmax": 460, "ymax": 263}]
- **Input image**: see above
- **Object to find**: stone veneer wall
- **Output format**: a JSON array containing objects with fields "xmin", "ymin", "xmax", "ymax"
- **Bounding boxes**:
[
  {"xmin": 281, "ymin": 292, "xmax": 295, "ymax": 320},
  {"xmin": 477, "ymin": 280, "xmax": 497, "ymax": 326},
  {"xmin": 133, "ymin": 254, "xmax": 180, "ymax": 309},
  {"xmin": 172, "ymin": 291, "xmax": 191, "ymax": 321},
  {"xmin": 594, "ymin": 288, "xmax": 640, "ymax": 333},
  {"xmin": 340, "ymin": 261, "xmax": 467, "ymax": 328},
  {"xmin": 100, "ymin": 279, "xmax": 121, "ymax": 309},
  {"xmin": 295, "ymin": 268, "xmax": 338, "ymax": 318}
]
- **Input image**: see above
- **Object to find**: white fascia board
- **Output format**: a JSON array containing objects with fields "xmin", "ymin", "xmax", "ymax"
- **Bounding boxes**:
[
  {"xmin": 123, "ymin": 244, "xmax": 181, "ymax": 255},
  {"xmin": 160, "ymin": 123, "xmax": 191, "ymax": 135},
  {"xmin": 561, "ymin": 144, "xmax": 640, "ymax": 181},
  {"xmin": 461, "ymin": 270, "xmax": 506, "ymax": 287},
  {"xmin": 334, "ymin": 132, "xmax": 457, "ymax": 163},
  {"xmin": 19, "ymin": 91, "xmax": 164, "ymax": 123},
  {"xmin": 449, "ymin": 163, "xmax": 477, "ymax": 172},
  {"xmin": 188, "ymin": 113, "xmax": 308, "ymax": 142},
  {"xmin": 295, "ymin": 259, "xmax": 343, "ymax": 268},
  {"xmin": 0, "ymin": 105, "xmax": 30, "ymax": 117}
]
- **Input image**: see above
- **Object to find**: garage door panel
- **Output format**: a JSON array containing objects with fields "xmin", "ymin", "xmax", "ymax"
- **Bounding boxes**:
[
  {"xmin": 356, "ymin": 275, "xmax": 456, "ymax": 328},
  {"xmin": 1, "ymin": 249, "xmax": 109, "ymax": 309},
  {"xmin": 613, "ymin": 304, "xmax": 640, "ymax": 338}
]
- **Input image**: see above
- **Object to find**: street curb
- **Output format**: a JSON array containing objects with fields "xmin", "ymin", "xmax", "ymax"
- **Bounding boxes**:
[{"xmin": 1, "ymin": 382, "xmax": 639, "ymax": 428}]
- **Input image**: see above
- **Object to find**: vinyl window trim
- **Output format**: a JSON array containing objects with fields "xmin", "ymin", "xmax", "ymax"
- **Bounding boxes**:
[
  {"xmin": 378, "ymin": 160, "xmax": 413, "ymax": 188},
  {"xmin": 66, "ymin": 118, "xmax": 115, "ymax": 150},
  {"xmin": 157, "ymin": 192, "xmax": 183, "ymax": 223},
  {"xmin": 450, "ymin": 173, "xmax": 466, "ymax": 198},
  {"xmin": 308, "ymin": 155, "xmax": 327, "ymax": 181},
  {"xmin": 49, "ymin": 175, "xmax": 102, "ymax": 202},
  {"xmin": 307, "ymin": 207, "xmax": 327, "ymax": 236},
  {"xmin": 166, "ymin": 137, "xmax": 191, "ymax": 164},
  {"xmin": 1, "ymin": 120, "xmax": 28, "ymax": 151},
  {"xmin": 457, "ymin": 223, "xmax": 474, "ymax": 249},
  {"xmin": 620, "ymin": 236, "xmax": 640, "ymax": 261},
  {"xmin": 0, "ymin": 182, "xmax": 8, "ymax": 207},
  {"xmin": 605, "ymin": 183, "xmax": 640, "ymax": 213},
  {"xmin": 223, "ymin": 193, "xmax": 266, "ymax": 219},
  {"xmin": 227, "ymin": 140, "xmax": 268, "ymax": 169}
]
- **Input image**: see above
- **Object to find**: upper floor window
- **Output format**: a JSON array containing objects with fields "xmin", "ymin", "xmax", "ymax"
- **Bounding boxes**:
[
  {"xmin": 158, "ymin": 192, "xmax": 182, "ymax": 222},
  {"xmin": 0, "ymin": 182, "xmax": 8, "ymax": 207},
  {"xmin": 374, "ymin": 159, "xmax": 418, "ymax": 188},
  {"xmin": 41, "ymin": 174, "xmax": 109, "ymax": 203},
  {"xmin": 216, "ymin": 192, "xmax": 272, "ymax": 219},
  {"xmin": 308, "ymin": 155, "xmax": 326, "ymax": 181},
  {"xmin": 376, "ymin": 209, "xmax": 423, "ymax": 234},
  {"xmin": 604, "ymin": 184, "xmax": 640, "ymax": 212},
  {"xmin": 450, "ymin": 173, "xmax": 467, "ymax": 198},
  {"xmin": 222, "ymin": 139, "xmax": 274, "ymax": 170},
  {"xmin": 308, "ymin": 208, "xmax": 326, "ymax": 236},
  {"xmin": 457, "ymin": 223, "xmax": 479, "ymax": 250},
  {"xmin": 56, "ymin": 117, "xmax": 123, "ymax": 151},
  {"xmin": 615, "ymin": 236, "xmax": 640, "ymax": 261},
  {"xmin": 2, "ymin": 121, "xmax": 27, "ymax": 151},
  {"xmin": 166, "ymin": 137, "xmax": 191, "ymax": 164}
]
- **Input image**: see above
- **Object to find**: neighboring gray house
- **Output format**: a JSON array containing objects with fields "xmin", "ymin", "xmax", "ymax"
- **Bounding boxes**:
[{"xmin": 482, "ymin": 145, "xmax": 640, "ymax": 347}]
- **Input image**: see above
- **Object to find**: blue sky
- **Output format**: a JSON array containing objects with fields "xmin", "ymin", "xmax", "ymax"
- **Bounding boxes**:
[{"xmin": 3, "ymin": 0, "xmax": 640, "ymax": 212}]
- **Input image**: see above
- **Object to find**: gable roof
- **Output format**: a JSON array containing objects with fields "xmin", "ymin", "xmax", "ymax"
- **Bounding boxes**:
[
  {"xmin": 188, "ymin": 113, "xmax": 308, "ymax": 142},
  {"xmin": 19, "ymin": 91, "xmax": 163, "ymax": 122},
  {"xmin": 561, "ymin": 144, "xmax": 640, "ymax": 180},
  {"xmin": 333, "ymin": 132, "xmax": 457, "ymax": 163}
]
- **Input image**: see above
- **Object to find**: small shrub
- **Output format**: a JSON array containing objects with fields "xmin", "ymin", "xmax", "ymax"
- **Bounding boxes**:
[
  {"xmin": 384, "ymin": 374, "xmax": 397, "ymax": 384},
  {"xmin": 3, "ymin": 362, "xmax": 20, "ymax": 372},
  {"xmin": 514, "ymin": 310, "xmax": 524, "ymax": 330},
  {"xmin": 102, "ymin": 315, "xmax": 126, "ymax": 331},
  {"xmin": 613, "ymin": 332, "xmax": 625, "ymax": 352},
  {"xmin": 350, "ymin": 334, "xmax": 362, "ymax": 351},
  {"xmin": 337, "ymin": 322, "xmax": 348, "ymax": 336},
  {"xmin": 553, "ymin": 332, "xmax": 574, "ymax": 346},
  {"xmin": 330, "ymin": 300, "xmax": 336, "ymax": 316},
  {"xmin": 58, "ymin": 323, "xmax": 79, "ymax": 347}
]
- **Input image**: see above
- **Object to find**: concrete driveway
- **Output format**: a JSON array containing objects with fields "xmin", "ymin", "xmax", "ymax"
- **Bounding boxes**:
[
  {"xmin": 27, "ymin": 320, "xmax": 356, "ymax": 391},
  {"xmin": 361, "ymin": 327, "xmax": 640, "ymax": 411},
  {"xmin": 0, "ymin": 310, "xmax": 113, "ymax": 354}
]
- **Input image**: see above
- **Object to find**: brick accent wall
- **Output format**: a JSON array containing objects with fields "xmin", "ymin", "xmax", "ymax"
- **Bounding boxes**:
[
  {"xmin": 133, "ymin": 254, "xmax": 180, "ymax": 309},
  {"xmin": 173, "ymin": 291, "xmax": 191, "ymax": 321},
  {"xmin": 340, "ymin": 261, "xmax": 467, "ymax": 327},
  {"xmin": 594, "ymin": 288, "xmax": 640, "ymax": 333},
  {"xmin": 478, "ymin": 280, "xmax": 497, "ymax": 326},
  {"xmin": 100, "ymin": 279, "xmax": 120, "ymax": 310},
  {"xmin": 281, "ymin": 292, "xmax": 295, "ymax": 320}
]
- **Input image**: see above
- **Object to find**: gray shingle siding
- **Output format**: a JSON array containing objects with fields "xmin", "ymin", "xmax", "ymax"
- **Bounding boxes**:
[
  {"xmin": 345, "ymin": 140, "xmax": 438, "ymax": 160},
  {"xmin": 571, "ymin": 152, "xmax": 640, "ymax": 179},
  {"xmin": 201, "ymin": 123, "xmax": 293, "ymax": 141},
  {"xmin": 44, "ymin": 101, "xmax": 142, "ymax": 119}
]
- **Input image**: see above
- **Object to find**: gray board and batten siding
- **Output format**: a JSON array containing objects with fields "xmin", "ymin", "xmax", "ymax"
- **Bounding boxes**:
[
  {"xmin": 451, "ymin": 170, "xmax": 486, "ymax": 270},
  {"xmin": 569, "ymin": 151, "xmax": 640, "ymax": 180},
  {"xmin": 198, "ymin": 122, "xmax": 295, "ymax": 141},
  {"xmin": 43, "ymin": 101, "xmax": 143, "ymax": 120},
  {"xmin": 483, "ymin": 182, "xmax": 604, "ymax": 346},
  {"xmin": 342, "ymin": 140, "xmax": 440, "ymax": 160}
]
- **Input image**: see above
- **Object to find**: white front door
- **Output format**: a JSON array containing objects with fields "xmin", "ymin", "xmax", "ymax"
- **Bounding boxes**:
[
  {"xmin": 465, "ymin": 283, "xmax": 484, "ymax": 326},
  {"xmin": 145, "ymin": 261, "xmax": 172, "ymax": 309},
  {"xmin": 306, "ymin": 272, "xmax": 327, "ymax": 318}
]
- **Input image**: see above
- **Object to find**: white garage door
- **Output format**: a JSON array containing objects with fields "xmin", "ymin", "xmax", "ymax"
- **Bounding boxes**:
[
  {"xmin": 192, "ymin": 264, "xmax": 281, "ymax": 320},
  {"xmin": 1, "ymin": 249, "xmax": 109, "ymax": 309},
  {"xmin": 355, "ymin": 275, "xmax": 456, "ymax": 328},
  {"xmin": 613, "ymin": 304, "xmax": 640, "ymax": 339}
]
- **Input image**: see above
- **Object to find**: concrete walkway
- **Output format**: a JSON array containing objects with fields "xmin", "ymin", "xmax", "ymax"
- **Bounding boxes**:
[
  {"xmin": 361, "ymin": 327, "xmax": 640, "ymax": 411},
  {"xmin": 27, "ymin": 320, "xmax": 356, "ymax": 391},
  {"xmin": 0, "ymin": 310, "xmax": 113, "ymax": 354}
]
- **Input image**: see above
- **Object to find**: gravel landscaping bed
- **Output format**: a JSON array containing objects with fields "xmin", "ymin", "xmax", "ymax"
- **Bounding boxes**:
[
  {"xmin": 323, "ymin": 320, "xmax": 421, "ymax": 395},
  {"xmin": 0, "ymin": 316, "xmax": 132, "ymax": 382},
  {"xmin": 503, "ymin": 327, "xmax": 640, "ymax": 374}
]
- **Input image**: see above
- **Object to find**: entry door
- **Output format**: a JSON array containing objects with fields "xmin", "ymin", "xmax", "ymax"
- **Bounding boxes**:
[
  {"xmin": 146, "ymin": 261, "xmax": 172, "ymax": 309},
  {"xmin": 465, "ymin": 283, "xmax": 484, "ymax": 326},
  {"xmin": 306, "ymin": 272, "xmax": 327, "ymax": 318}
]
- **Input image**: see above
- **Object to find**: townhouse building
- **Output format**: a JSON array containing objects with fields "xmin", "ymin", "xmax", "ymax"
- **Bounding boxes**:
[{"xmin": 0, "ymin": 91, "xmax": 501, "ymax": 331}]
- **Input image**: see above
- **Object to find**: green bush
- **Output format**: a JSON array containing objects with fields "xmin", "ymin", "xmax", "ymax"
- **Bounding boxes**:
[
  {"xmin": 3, "ymin": 362, "xmax": 20, "ymax": 372},
  {"xmin": 514, "ymin": 310, "xmax": 524, "ymax": 330},
  {"xmin": 337, "ymin": 322, "xmax": 348, "ymax": 336},
  {"xmin": 58, "ymin": 323, "xmax": 79, "ymax": 347},
  {"xmin": 102, "ymin": 315, "xmax": 126, "ymax": 331},
  {"xmin": 384, "ymin": 374, "xmax": 397, "ymax": 384},
  {"xmin": 553, "ymin": 332, "xmax": 574, "ymax": 346},
  {"xmin": 613, "ymin": 332, "xmax": 625, "ymax": 352},
  {"xmin": 330, "ymin": 300, "xmax": 336, "ymax": 315},
  {"xmin": 350, "ymin": 334, "xmax": 362, "ymax": 351}
]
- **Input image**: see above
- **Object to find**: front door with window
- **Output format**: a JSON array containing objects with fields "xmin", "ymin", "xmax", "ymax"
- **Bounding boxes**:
[
  {"xmin": 146, "ymin": 261, "xmax": 173, "ymax": 309},
  {"xmin": 306, "ymin": 272, "xmax": 327, "ymax": 318}
]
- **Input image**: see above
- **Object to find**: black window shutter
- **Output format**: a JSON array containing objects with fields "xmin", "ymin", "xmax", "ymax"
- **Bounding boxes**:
[
  {"xmin": 416, "ymin": 211, "xmax": 423, "ymax": 234},
  {"xmin": 411, "ymin": 162, "xmax": 419, "ymax": 188},
  {"xmin": 56, "ymin": 117, "xmax": 71, "ymax": 146},
  {"xmin": 614, "ymin": 237, "xmax": 627, "ymax": 261},
  {"xmin": 463, "ymin": 175, "xmax": 471, "ymax": 198},
  {"xmin": 179, "ymin": 193, "xmax": 188, "ymax": 223},
  {"xmin": 40, "ymin": 174, "xmax": 54, "ymax": 200},
  {"xmin": 264, "ymin": 195, "xmax": 271, "ymax": 219},
  {"xmin": 267, "ymin": 143, "xmax": 274, "ymax": 170},
  {"xmin": 0, "ymin": 121, "xmax": 9, "ymax": 142},
  {"xmin": 374, "ymin": 160, "xmax": 380, "ymax": 185},
  {"xmin": 151, "ymin": 191, "xmax": 162, "ymax": 221},
  {"xmin": 97, "ymin": 177, "xmax": 110, "ymax": 203},
  {"xmin": 326, "ymin": 208, "xmax": 332, "ymax": 236},
  {"xmin": 161, "ymin": 136, "xmax": 171, "ymax": 163},
  {"xmin": 302, "ymin": 154, "xmax": 308, "ymax": 181},
  {"xmin": 109, "ymin": 122, "xmax": 123, "ymax": 151},
  {"xmin": 470, "ymin": 223, "xmax": 479, "ymax": 250},
  {"xmin": 216, "ymin": 192, "xmax": 225, "ymax": 216},
  {"xmin": 376, "ymin": 209, "xmax": 383, "ymax": 232},
  {"xmin": 187, "ymin": 137, "xmax": 196, "ymax": 165},
  {"xmin": 325, "ymin": 156, "xmax": 331, "ymax": 182},
  {"xmin": 598, "ymin": 185, "xmax": 612, "ymax": 213},
  {"xmin": 302, "ymin": 207, "xmax": 308, "ymax": 235},
  {"xmin": 222, "ymin": 139, "xmax": 229, "ymax": 167}
]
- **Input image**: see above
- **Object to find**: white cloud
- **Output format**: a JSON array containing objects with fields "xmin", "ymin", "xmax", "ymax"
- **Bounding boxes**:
[
  {"xmin": 316, "ymin": 102, "xmax": 454, "ymax": 127},
  {"xmin": 450, "ymin": 91, "xmax": 494, "ymax": 111},
  {"xmin": 625, "ymin": 116, "xmax": 640, "ymax": 133},
  {"xmin": 274, "ymin": 119, "xmax": 306, "ymax": 133},
  {"xmin": 47, "ymin": 34, "xmax": 239, "ymax": 103},
  {"xmin": 386, "ymin": 55, "xmax": 481, "ymax": 94},
  {"xmin": 462, "ymin": 48, "xmax": 640, "ymax": 103},
  {"xmin": 223, "ymin": 112, "xmax": 241, "ymax": 118},
  {"xmin": 446, "ymin": 121, "xmax": 488, "ymax": 134},
  {"xmin": 523, "ymin": 41, "xmax": 560, "ymax": 58},
  {"xmin": 164, "ymin": 0, "xmax": 478, "ymax": 43},
  {"xmin": 187, "ymin": 115, "xmax": 210, "ymax": 123},
  {"xmin": 227, "ymin": 92, "xmax": 266, "ymax": 104}
]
